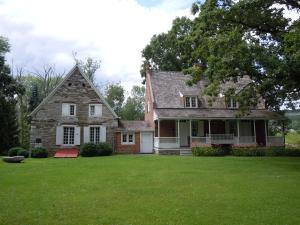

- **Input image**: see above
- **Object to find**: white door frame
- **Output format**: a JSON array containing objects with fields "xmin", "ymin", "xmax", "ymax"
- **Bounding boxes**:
[{"xmin": 140, "ymin": 131, "xmax": 153, "ymax": 153}]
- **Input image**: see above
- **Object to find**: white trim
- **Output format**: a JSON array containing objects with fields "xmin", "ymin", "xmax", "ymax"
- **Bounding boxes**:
[
  {"xmin": 29, "ymin": 65, "xmax": 118, "ymax": 118},
  {"xmin": 121, "ymin": 132, "xmax": 135, "ymax": 145},
  {"xmin": 185, "ymin": 96, "xmax": 198, "ymax": 108}
]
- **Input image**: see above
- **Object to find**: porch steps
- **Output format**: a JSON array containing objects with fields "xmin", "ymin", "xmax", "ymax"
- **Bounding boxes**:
[
  {"xmin": 180, "ymin": 149, "xmax": 193, "ymax": 156},
  {"xmin": 54, "ymin": 148, "xmax": 79, "ymax": 158}
]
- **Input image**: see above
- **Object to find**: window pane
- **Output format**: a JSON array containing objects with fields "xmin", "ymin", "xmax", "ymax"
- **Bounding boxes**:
[
  {"xmin": 90, "ymin": 127, "xmax": 94, "ymax": 143},
  {"xmin": 122, "ymin": 134, "xmax": 127, "ymax": 142},
  {"xmin": 185, "ymin": 97, "xmax": 190, "ymax": 107},
  {"xmin": 192, "ymin": 121, "xmax": 198, "ymax": 136},
  {"xmin": 63, "ymin": 127, "xmax": 69, "ymax": 144},
  {"xmin": 191, "ymin": 97, "xmax": 196, "ymax": 107},
  {"xmin": 90, "ymin": 105, "xmax": 95, "ymax": 116},
  {"xmin": 128, "ymin": 134, "xmax": 133, "ymax": 142},
  {"xmin": 69, "ymin": 127, "xmax": 74, "ymax": 144},
  {"xmin": 70, "ymin": 105, "xmax": 75, "ymax": 115},
  {"xmin": 95, "ymin": 127, "xmax": 100, "ymax": 144}
]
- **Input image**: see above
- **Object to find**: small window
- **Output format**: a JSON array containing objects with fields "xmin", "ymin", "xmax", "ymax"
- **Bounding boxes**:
[
  {"xmin": 68, "ymin": 83, "xmax": 72, "ymax": 86},
  {"xmin": 185, "ymin": 96, "xmax": 198, "ymax": 108},
  {"xmin": 62, "ymin": 103, "xmax": 76, "ymax": 116},
  {"xmin": 69, "ymin": 105, "xmax": 75, "ymax": 115},
  {"xmin": 227, "ymin": 97, "xmax": 238, "ymax": 109},
  {"xmin": 121, "ymin": 133, "xmax": 135, "ymax": 144},
  {"xmin": 89, "ymin": 104, "xmax": 102, "ymax": 117}
]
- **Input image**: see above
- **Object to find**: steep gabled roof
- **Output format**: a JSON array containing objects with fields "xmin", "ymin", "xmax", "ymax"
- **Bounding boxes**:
[
  {"xmin": 29, "ymin": 64, "xmax": 118, "ymax": 118},
  {"xmin": 149, "ymin": 71, "xmax": 252, "ymax": 108}
]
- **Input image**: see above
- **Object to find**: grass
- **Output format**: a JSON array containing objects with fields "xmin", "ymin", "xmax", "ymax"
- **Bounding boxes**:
[
  {"xmin": 286, "ymin": 132, "xmax": 300, "ymax": 145},
  {"xmin": 1, "ymin": 155, "xmax": 300, "ymax": 225}
]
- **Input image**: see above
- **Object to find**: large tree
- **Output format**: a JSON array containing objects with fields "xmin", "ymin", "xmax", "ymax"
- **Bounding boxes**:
[
  {"xmin": 104, "ymin": 82, "xmax": 125, "ymax": 116},
  {"xmin": 141, "ymin": 0, "xmax": 300, "ymax": 110},
  {"xmin": 0, "ymin": 37, "xmax": 24, "ymax": 154},
  {"xmin": 121, "ymin": 86, "xmax": 145, "ymax": 120}
]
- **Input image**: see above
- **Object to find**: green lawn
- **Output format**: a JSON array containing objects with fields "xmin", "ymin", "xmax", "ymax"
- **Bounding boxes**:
[
  {"xmin": 286, "ymin": 132, "xmax": 300, "ymax": 145},
  {"xmin": 1, "ymin": 156, "xmax": 300, "ymax": 225}
]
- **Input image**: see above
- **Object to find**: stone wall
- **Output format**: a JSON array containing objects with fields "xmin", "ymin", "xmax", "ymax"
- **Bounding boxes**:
[{"xmin": 30, "ymin": 67, "xmax": 118, "ymax": 155}]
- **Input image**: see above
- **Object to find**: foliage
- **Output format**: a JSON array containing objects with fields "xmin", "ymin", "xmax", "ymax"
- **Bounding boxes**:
[
  {"xmin": 75, "ymin": 56, "xmax": 101, "ymax": 84},
  {"xmin": 80, "ymin": 143, "xmax": 98, "ymax": 157},
  {"xmin": 192, "ymin": 146, "xmax": 228, "ymax": 156},
  {"xmin": 96, "ymin": 143, "xmax": 113, "ymax": 156},
  {"xmin": 16, "ymin": 148, "xmax": 29, "ymax": 158},
  {"xmin": 285, "ymin": 132, "xmax": 300, "ymax": 145},
  {"xmin": 104, "ymin": 82, "xmax": 125, "ymax": 116},
  {"xmin": 231, "ymin": 147, "xmax": 300, "ymax": 156},
  {"xmin": 0, "ymin": 36, "xmax": 24, "ymax": 154},
  {"xmin": 141, "ymin": 0, "xmax": 300, "ymax": 110},
  {"xmin": 8, "ymin": 147, "xmax": 23, "ymax": 156},
  {"xmin": 31, "ymin": 147, "xmax": 48, "ymax": 158},
  {"xmin": 121, "ymin": 85, "xmax": 145, "ymax": 120},
  {"xmin": 80, "ymin": 142, "xmax": 113, "ymax": 157}
]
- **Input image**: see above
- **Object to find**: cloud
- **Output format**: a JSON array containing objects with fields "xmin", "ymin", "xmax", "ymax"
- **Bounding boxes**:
[{"xmin": 0, "ymin": 0, "xmax": 193, "ymax": 92}]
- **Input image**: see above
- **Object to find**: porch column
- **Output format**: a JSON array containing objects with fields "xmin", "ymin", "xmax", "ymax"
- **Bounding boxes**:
[
  {"xmin": 264, "ymin": 120, "xmax": 268, "ymax": 146},
  {"xmin": 158, "ymin": 119, "xmax": 160, "ymax": 138},
  {"xmin": 253, "ymin": 120, "xmax": 256, "ymax": 144},
  {"xmin": 177, "ymin": 119, "xmax": 180, "ymax": 146},
  {"xmin": 190, "ymin": 120, "xmax": 192, "ymax": 147},
  {"xmin": 208, "ymin": 120, "xmax": 211, "ymax": 137},
  {"xmin": 237, "ymin": 120, "xmax": 240, "ymax": 145}
]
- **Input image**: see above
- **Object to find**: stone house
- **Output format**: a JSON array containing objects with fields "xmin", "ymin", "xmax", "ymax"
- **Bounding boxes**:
[
  {"xmin": 144, "ymin": 70, "xmax": 285, "ymax": 155},
  {"xmin": 29, "ymin": 65, "xmax": 118, "ymax": 155}
]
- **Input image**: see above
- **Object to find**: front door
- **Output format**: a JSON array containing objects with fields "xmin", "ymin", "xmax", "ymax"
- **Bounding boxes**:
[
  {"xmin": 140, "ymin": 132, "xmax": 153, "ymax": 153},
  {"xmin": 255, "ymin": 120, "xmax": 266, "ymax": 146},
  {"xmin": 180, "ymin": 120, "xmax": 190, "ymax": 147}
]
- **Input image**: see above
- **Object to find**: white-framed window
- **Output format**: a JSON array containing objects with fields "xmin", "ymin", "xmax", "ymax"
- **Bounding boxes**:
[
  {"xmin": 185, "ymin": 96, "xmax": 198, "ymax": 108},
  {"xmin": 121, "ymin": 132, "xmax": 135, "ymax": 144},
  {"xmin": 89, "ymin": 104, "xmax": 102, "ymax": 117},
  {"xmin": 63, "ymin": 126, "xmax": 75, "ymax": 145},
  {"xmin": 227, "ymin": 97, "xmax": 238, "ymax": 109},
  {"xmin": 90, "ymin": 126, "xmax": 100, "ymax": 144},
  {"xmin": 62, "ymin": 103, "xmax": 76, "ymax": 116}
]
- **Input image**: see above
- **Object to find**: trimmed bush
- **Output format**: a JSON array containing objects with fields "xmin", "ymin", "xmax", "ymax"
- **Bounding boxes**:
[
  {"xmin": 80, "ymin": 143, "xmax": 98, "ymax": 157},
  {"xmin": 31, "ymin": 147, "xmax": 48, "ymax": 158},
  {"xmin": 231, "ymin": 147, "xmax": 266, "ymax": 156},
  {"xmin": 96, "ymin": 143, "xmax": 113, "ymax": 156},
  {"xmin": 192, "ymin": 146, "xmax": 228, "ymax": 156},
  {"xmin": 8, "ymin": 147, "xmax": 23, "ymax": 156},
  {"xmin": 17, "ymin": 149, "xmax": 29, "ymax": 158}
]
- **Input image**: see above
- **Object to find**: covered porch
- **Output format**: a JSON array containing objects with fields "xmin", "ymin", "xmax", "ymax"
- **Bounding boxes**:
[{"xmin": 154, "ymin": 119, "xmax": 285, "ymax": 149}]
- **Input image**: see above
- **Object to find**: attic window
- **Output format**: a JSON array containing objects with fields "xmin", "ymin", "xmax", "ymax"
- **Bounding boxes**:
[
  {"xmin": 68, "ymin": 83, "xmax": 72, "ymax": 86},
  {"xmin": 227, "ymin": 97, "xmax": 238, "ymax": 109},
  {"xmin": 82, "ymin": 83, "xmax": 85, "ymax": 87},
  {"xmin": 185, "ymin": 96, "xmax": 198, "ymax": 108}
]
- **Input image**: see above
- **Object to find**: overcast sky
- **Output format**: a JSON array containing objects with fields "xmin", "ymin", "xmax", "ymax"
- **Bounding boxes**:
[{"xmin": 0, "ymin": 0, "xmax": 194, "ymax": 92}]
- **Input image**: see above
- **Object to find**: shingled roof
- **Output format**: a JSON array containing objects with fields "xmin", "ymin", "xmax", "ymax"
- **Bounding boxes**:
[{"xmin": 117, "ymin": 120, "xmax": 154, "ymax": 131}]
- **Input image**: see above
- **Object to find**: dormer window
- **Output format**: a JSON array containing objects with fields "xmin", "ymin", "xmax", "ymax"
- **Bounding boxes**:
[
  {"xmin": 185, "ymin": 96, "xmax": 198, "ymax": 108},
  {"xmin": 227, "ymin": 97, "xmax": 238, "ymax": 109}
]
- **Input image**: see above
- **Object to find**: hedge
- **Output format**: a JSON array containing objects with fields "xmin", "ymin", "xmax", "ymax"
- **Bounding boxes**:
[
  {"xmin": 192, "ymin": 146, "xmax": 300, "ymax": 157},
  {"xmin": 8, "ymin": 147, "xmax": 29, "ymax": 158},
  {"xmin": 31, "ymin": 147, "xmax": 48, "ymax": 158},
  {"xmin": 80, "ymin": 142, "xmax": 113, "ymax": 157}
]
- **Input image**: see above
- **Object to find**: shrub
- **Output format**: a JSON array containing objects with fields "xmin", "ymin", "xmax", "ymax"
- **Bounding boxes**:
[
  {"xmin": 231, "ymin": 147, "xmax": 300, "ymax": 157},
  {"xmin": 8, "ymin": 147, "xmax": 25, "ymax": 157},
  {"xmin": 192, "ymin": 146, "xmax": 227, "ymax": 156},
  {"xmin": 231, "ymin": 147, "xmax": 266, "ymax": 156},
  {"xmin": 31, "ymin": 147, "xmax": 48, "ymax": 158},
  {"xmin": 80, "ymin": 143, "xmax": 98, "ymax": 157},
  {"xmin": 17, "ymin": 149, "xmax": 29, "ymax": 158},
  {"xmin": 96, "ymin": 143, "xmax": 113, "ymax": 156}
]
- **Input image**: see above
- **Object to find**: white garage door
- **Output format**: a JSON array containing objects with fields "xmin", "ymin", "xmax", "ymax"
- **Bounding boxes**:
[{"xmin": 140, "ymin": 132, "xmax": 153, "ymax": 153}]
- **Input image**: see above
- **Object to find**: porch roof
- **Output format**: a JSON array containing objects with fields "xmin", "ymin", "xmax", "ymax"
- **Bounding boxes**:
[
  {"xmin": 155, "ymin": 108, "xmax": 285, "ymax": 120},
  {"xmin": 116, "ymin": 120, "xmax": 154, "ymax": 132}
]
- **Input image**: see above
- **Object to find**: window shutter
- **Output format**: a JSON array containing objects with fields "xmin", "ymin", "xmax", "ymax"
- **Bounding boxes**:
[
  {"xmin": 84, "ymin": 126, "xmax": 90, "ymax": 143},
  {"xmin": 75, "ymin": 126, "xmax": 81, "ymax": 145},
  {"xmin": 62, "ymin": 103, "xmax": 69, "ymax": 116},
  {"xmin": 56, "ymin": 126, "xmax": 63, "ymax": 145},
  {"xmin": 100, "ymin": 126, "xmax": 106, "ymax": 142},
  {"xmin": 95, "ymin": 104, "xmax": 102, "ymax": 117}
]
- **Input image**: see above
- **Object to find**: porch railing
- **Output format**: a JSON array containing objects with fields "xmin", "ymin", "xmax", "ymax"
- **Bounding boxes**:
[
  {"xmin": 239, "ymin": 136, "xmax": 256, "ymax": 144},
  {"xmin": 154, "ymin": 137, "xmax": 180, "ymax": 149},
  {"xmin": 210, "ymin": 134, "xmax": 235, "ymax": 144},
  {"xmin": 191, "ymin": 137, "xmax": 208, "ymax": 144},
  {"xmin": 267, "ymin": 136, "xmax": 284, "ymax": 146}
]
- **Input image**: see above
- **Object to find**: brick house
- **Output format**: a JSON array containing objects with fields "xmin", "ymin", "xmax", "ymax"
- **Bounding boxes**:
[
  {"xmin": 144, "ymin": 70, "xmax": 285, "ymax": 155},
  {"xmin": 29, "ymin": 65, "xmax": 118, "ymax": 155}
]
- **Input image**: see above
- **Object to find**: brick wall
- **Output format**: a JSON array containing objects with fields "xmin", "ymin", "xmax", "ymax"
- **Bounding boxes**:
[{"xmin": 114, "ymin": 132, "xmax": 140, "ymax": 154}]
